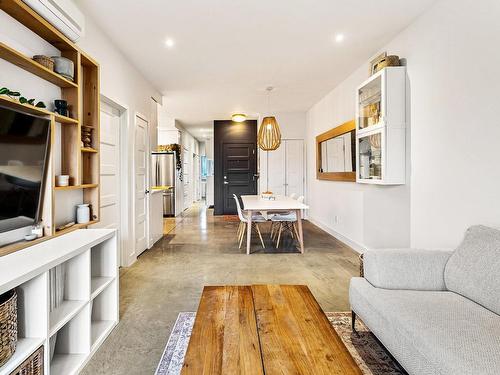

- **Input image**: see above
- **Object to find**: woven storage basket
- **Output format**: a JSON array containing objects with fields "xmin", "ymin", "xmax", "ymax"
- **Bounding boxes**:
[
  {"xmin": 359, "ymin": 253, "xmax": 364, "ymax": 277},
  {"xmin": 0, "ymin": 289, "xmax": 17, "ymax": 367},
  {"xmin": 10, "ymin": 345, "xmax": 43, "ymax": 375},
  {"xmin": 33, "ymin": 55, "xmax": 54, "ymax": 71}
]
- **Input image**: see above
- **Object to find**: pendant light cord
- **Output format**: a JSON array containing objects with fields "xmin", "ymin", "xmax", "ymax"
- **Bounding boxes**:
[{"xmin": 265, "ymin": 87, "xmax": 272, "ymax": 193}]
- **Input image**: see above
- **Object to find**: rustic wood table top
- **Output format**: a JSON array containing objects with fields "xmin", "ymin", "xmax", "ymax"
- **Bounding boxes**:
[{"xmin": 181, "ymin": 284, "xmax": 362, "ymax": 375}]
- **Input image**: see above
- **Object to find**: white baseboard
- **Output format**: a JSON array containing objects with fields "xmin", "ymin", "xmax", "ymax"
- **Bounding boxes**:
[{"xmin": 307, "ymin": 216, "xmax": 367, "ymax": 254}]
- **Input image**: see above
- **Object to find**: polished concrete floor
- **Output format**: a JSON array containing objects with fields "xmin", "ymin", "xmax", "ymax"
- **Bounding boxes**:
[{"xmin": 82, "ymin": 203, "xmax": 360, "ymax": 375}]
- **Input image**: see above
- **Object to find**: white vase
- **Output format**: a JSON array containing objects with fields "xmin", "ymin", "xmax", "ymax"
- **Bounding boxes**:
[{"xmin": 76, "ymin": 204, "xmax": 90, "ymax": 224}]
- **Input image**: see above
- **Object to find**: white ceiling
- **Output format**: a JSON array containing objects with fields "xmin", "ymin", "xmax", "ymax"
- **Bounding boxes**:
[{"xmin": 76, "ymin": 0, "xmax": 436, "ymax": 140}]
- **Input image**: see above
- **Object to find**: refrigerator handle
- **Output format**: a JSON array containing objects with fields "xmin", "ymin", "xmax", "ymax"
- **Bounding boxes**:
[{"xmin": 155, "ymin": 157, "xmax": 160, "ymax": 186}]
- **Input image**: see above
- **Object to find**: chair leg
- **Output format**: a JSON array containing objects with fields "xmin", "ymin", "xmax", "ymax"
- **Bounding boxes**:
[
  {"xmin": 238, "ymin": 222, "xmax": 245, "ymax": 243},
  {"xmin": 293, "ymin": 222, "xmax": 300, "ymax": 241},
  {"xmin": 288, "ymin": 222, "xmax": 295, "ymax": 239},
  {"xmin": 352, "ymin": 311, "xmax": 359, "ymax": 337},
  {"xmin": 239, "ymin": 223, "xmax": 246, "ymax": 248},
  {"xmin": 276, "ymin": 223, "xmax": 283, "ymax": 248},
  {"xmin": 255, "ymin": 224, "xmax": 265, "ymax": 248}
]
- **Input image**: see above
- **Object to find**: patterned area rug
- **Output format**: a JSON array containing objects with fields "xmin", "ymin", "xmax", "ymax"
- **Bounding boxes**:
[{"xmin": 155, "ymin": 312, "xmax": 406, "ymax": 375}]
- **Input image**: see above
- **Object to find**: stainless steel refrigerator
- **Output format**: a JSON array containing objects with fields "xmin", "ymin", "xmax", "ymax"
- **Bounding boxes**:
[{"xmin": 151, "ymin": 151, "xmax": 176, "ymax": 216}]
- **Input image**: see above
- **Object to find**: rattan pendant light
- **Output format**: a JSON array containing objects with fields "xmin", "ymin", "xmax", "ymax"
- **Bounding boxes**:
[{"xmin": 258, "ymin": 87, "xmax": 282, "ymax": 151}]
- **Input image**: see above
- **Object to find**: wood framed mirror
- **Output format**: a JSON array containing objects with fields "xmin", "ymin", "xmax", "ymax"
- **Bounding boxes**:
[{"xmin": 316, "ymin": 119, "xmax": 356, "ymax": 182}]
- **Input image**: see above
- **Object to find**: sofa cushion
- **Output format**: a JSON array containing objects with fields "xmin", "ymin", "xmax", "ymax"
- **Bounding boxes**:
[
  {"xmin": 350, "ymin": 277, "xmax": 500, "ymax": 375},
  {"xmin": 444, "ymin": 225, "xmax": 500, "ymax": 314}
]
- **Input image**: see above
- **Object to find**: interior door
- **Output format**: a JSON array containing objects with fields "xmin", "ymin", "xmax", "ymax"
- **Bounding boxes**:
[
  {"xmin": 97, "ymin": 101, "xmax": 120, "ymax": 232},
  {"xmin": 285, "ymin": 140, "xmax": 304, "ymax": 197},
  {"xmin": 223, "ymin": 143, "xmax": 257, "ymax": 214},
  {"xmin": 134, "ymin": 114, "xmax": 149, "ymax": 255},
  {"xmin": 267, "ymin": 147, "xmax": 285, "ymax": 195}
]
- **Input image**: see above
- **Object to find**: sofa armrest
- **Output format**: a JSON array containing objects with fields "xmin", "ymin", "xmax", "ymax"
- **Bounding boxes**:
[{"xmin": 363, "ymin": 249, "xmax": 453, "ymax": 291}]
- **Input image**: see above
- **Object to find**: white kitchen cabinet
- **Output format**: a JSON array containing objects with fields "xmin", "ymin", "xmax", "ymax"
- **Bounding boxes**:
[
  {"xmin": 148, "ymin": 190, "xmax": 163, "ymax": 247},
  {"xmin": 356, "ymin": 66, "xmax": 406, "ymax": 185}
]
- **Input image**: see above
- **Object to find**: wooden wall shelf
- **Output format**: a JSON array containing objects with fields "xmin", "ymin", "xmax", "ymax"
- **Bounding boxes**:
[
  {"xmin": 81, "ymin": 147, "xmax": 98, "ymax": 153},
  {"xmin": 55, "ymin": 220, "xmax": 99, "ymax": 236},
  {"xmin": 0, "ymin": 0, "xmax": 101, "ymax": 256},
  {"xmin": 0, "ymin": 96, "xmax": 78, "ymax": 124},
  {"xmin": 0, "ymin": 42, "xmax": 78, "ymax": 88},
  {"xmin": 54, "ymin": 184, "xmax": 98, "ymax": 191},
  {"xmin": 0, "ymin": 95, "xmax": 50, "ymax": 115},
  {"xmin": 54, "ymin": 113, "xmax": 78, "ymax": 124}
]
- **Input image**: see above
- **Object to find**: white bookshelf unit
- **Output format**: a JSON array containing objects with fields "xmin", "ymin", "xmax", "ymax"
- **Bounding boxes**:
[
  {"xmin": 0, "ymin": 229, "xmax": 118, "ymax": 375},
  {"xmin": 356, "ymin": 66, "xmax": 407, "ymax": 185}
]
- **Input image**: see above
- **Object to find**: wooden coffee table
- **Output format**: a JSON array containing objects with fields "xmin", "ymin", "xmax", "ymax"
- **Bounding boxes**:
[{"xmin": 181, "ymin": 285, "xmax": 361, "ymax": 374}]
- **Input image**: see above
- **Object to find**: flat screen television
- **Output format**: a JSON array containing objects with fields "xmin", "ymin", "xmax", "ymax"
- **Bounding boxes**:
[{"xmin": 0, "ymin": 105, "xmax": 51, "ymax": 246}]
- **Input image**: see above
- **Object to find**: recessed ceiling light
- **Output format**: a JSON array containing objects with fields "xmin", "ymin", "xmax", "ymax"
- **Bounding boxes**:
[
  {"xmin": 334, "ymin": 33, "xmax": 345, "ymax": 43},
  {"xmin": 232, "ymin": 113, "xmax": 247, "ymax": 122},
  {"xmin": 165, "ymin": 38, "xmax": 175, "ymax": 48}
]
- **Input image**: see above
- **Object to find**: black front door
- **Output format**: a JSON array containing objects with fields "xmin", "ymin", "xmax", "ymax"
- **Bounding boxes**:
[
  {"xmin": 214, "ymin": 120, "xmax": 258, "ymax": 215},
  {"xmin": 222, "ymin": 143, "xmax": 257, "ymax": 214}
]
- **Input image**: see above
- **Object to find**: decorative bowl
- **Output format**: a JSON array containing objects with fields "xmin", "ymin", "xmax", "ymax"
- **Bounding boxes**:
[{"xmin": 52, "ymin": 56, "xmax": 74, "ymax": 81}]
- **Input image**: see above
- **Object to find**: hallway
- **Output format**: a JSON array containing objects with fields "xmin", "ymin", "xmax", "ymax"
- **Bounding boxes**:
[{"xmin": 82, "ymin": 203, "xmax": 360, "ymax": 375}]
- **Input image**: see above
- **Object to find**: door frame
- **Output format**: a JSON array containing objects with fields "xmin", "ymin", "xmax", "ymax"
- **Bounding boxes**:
[
  {"xmin": 133, "ymin": 111, "xmax": 150, "ymax": 258},
  {"xmin": 99, "ymin": 95, "xmax": 132, "ymax": 267},
  {"xmin": 214, "ymin": 120, "xmax": 258, "ymax": 215}
]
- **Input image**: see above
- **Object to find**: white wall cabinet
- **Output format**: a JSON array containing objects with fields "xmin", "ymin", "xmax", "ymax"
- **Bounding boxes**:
[
  {"xmin": 0, "ymin": 229, "xmax": 118, "ymax": 375},
  {"xmin": 148, "ymin": 190, "xmax": 163, "ymax": 247},
  {"xmin": 262, "ymin": 139, "xmax": 305, "ymax": 197},
  {"xmin": 356, "ymin": 67, "xmax": 406, "ymax": 185}
]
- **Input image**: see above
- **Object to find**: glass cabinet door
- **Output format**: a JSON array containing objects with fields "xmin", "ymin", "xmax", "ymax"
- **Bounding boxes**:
[
  {"xmin": 358, "ymin": 75, "xmax": 382, "ymax": 130},
  {"xmin": 358, "ymin": 132, "xmax": 382, "ymax": 180}
]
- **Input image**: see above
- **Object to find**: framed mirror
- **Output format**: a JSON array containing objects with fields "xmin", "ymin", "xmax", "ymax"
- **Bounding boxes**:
[{"xmin": 316, "ymin": 120, "xmax": 356, "ymax": 182}]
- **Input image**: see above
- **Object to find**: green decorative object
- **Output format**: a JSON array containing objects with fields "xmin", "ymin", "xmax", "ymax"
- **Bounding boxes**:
[{"xmin": 0, "ymin": 87, "xmax": 45, "ymax": 109}]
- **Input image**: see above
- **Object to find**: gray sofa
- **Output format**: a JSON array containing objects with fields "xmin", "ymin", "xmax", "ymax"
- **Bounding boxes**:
[{"xmin": 349, "ymin": 225, "xmax": 500, "ymax": 375}]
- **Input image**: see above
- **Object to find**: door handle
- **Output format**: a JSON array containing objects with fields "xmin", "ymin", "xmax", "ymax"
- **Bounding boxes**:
[
  {"xmin": 224, "ymin": 181, "xmax": 229, "ymax": 185},
  {"xmin": 145, "ymin": 190, "xmax": 150, "ymax": 194}
]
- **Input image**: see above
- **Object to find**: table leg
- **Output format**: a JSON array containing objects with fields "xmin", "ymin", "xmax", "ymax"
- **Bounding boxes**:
[
  {"xmin": 296, "ymin": 209, "xmax": 304, "ymax": 254},
  {"xmin": 246, "ymin": 210, "xmax": 253, "ymax": 255}
]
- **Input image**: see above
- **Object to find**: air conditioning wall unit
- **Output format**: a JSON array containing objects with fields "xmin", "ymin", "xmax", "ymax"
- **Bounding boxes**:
[{"xmin": 22, "ymin": 0, "xmax": 85, "ymax": 42}]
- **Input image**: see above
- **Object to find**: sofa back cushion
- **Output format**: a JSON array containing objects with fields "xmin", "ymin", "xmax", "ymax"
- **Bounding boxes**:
[{"xmin": 445, "ymin": 225, "xmax": 500, "ymax": 315}]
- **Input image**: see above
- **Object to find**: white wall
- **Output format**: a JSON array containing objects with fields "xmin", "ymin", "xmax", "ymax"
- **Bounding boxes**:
[
  {"xmin": 75, "ymin": 14, "xmax": 162, "ymax": 265},
  {"xmin": 306, "ymin": 0, "xmax": 500, "ymax": 251},
  {"xmin": 1, "ymin": 4, "xmax": 162, "ymax": 266},
  {"xmin": 307, "ymin": 75, "xmax": 410, "ymax": 251}
]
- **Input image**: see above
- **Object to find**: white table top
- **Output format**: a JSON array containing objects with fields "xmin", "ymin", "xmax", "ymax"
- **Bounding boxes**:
[{"xmin": 241, "ymin": 195, "xmax": 309, "ymax": 211}]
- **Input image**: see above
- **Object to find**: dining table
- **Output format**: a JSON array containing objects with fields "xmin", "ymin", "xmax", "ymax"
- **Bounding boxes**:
[{"xmin": 241, "ymin": 195, "xmax": 309, "ymax": 255}]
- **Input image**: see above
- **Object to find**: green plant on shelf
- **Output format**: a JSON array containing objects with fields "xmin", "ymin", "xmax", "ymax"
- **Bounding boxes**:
[{"xmin": 0, "ymin": 87, "xmax": 46, "ymax": 108}]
